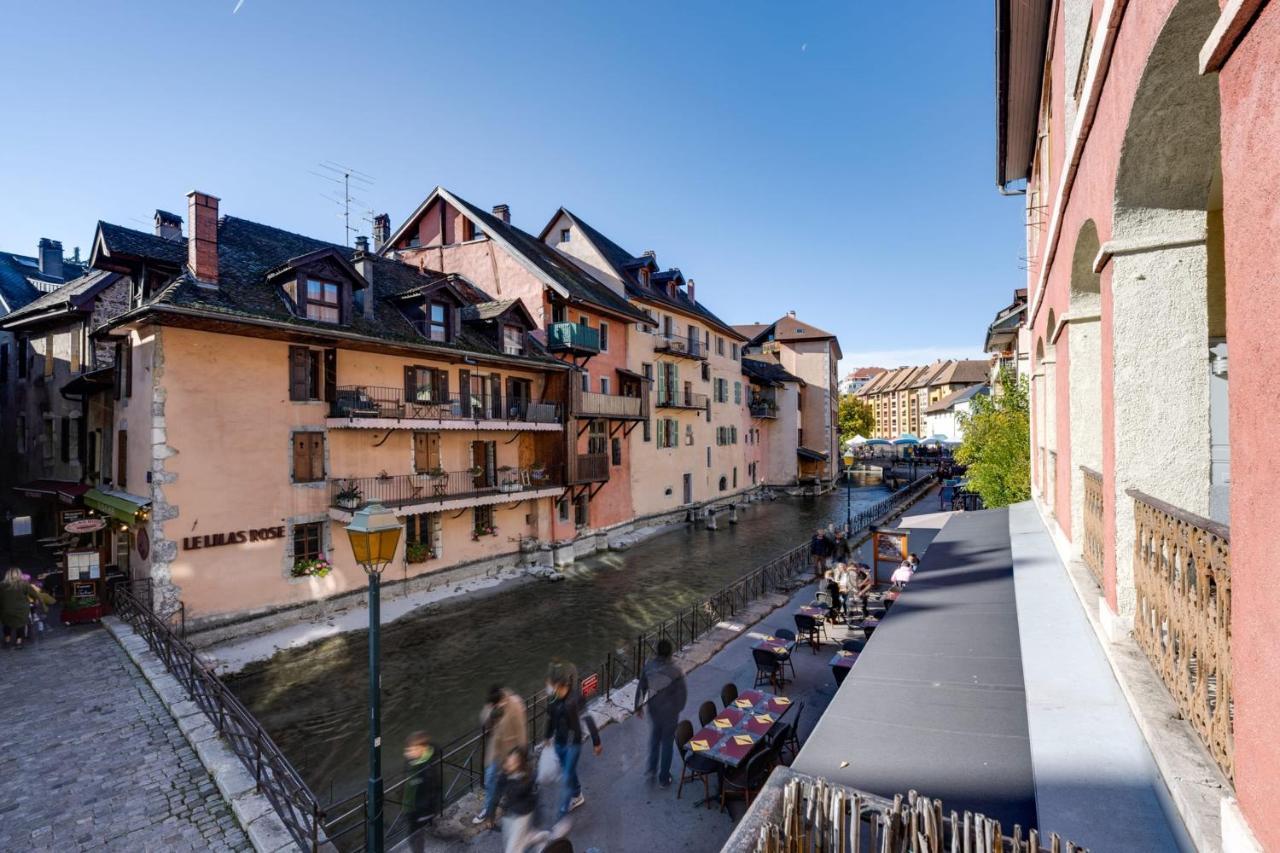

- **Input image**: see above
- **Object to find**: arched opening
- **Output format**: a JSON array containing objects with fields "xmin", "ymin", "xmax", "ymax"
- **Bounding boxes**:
[
  {"xmin": 1068, "ymin": 220, "xmax": 1103, "ymax": 554},
  {"xmin": 1110, "ymin": 0, "xmax": 1223, "ymax": 617},
  {"xmin": 1034, "ymin": 337, "xmax": 1047, "ymax": 497},
  {"xmin": 1043, "ymin": 310, "xmax": 1058, "ymax": 514}
]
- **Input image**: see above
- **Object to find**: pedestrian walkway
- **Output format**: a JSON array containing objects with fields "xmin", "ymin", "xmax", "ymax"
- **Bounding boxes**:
[
  {"xmin": 1009, "ymin": 501, "xmax": 1191, "ymax": 852},
  {"xmin": 0, "ymin": 620, "xmax": 251, "ymax": 853}
]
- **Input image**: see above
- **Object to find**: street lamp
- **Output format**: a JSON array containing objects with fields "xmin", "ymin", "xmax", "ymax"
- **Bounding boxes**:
[
  {"xmin": 345, "ymin": 503, "xmax": 402, "ymax": 853},
  {"xmin": 843, "ymin": 451, "xmax": 855, "ymax": 531}
]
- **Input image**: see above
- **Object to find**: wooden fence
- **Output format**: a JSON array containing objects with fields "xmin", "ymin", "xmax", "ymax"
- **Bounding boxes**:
[
  {"xmin": 1129, "ymin": 488, "xmax": 1233, "ymax": 780},
  {"xmin": 1081, "ymin": 467, "xmax": 1104, "ymax": 585}
]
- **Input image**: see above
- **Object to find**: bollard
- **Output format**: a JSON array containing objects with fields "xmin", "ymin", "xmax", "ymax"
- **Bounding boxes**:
[
  {"xmin": 705, "ymin": 508, "xmax": 718, "ymax": 530},
  {"xmin": 728, "ymin": 504, "xmax": 739, "ymax": 524}
]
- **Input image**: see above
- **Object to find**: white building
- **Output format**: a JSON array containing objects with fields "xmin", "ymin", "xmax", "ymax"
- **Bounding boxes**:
[{"xmin": 923, "ymin": 384, "xmax": 988, "ymax": 444}]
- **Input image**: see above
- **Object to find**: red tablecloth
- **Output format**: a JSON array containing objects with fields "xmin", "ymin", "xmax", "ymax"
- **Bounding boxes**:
[{"xmin": 689, "ymin": 690, "xmax": 793, "ymax": 768}]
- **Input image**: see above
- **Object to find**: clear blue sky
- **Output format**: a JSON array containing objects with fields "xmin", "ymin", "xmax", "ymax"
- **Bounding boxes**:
[{"xmin": 0, "ymin": 1, "xmax": 1023, "ymax": 372}]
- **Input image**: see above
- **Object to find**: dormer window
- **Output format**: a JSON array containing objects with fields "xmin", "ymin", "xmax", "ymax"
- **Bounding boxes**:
[
  {"xmin": 305, "ymin": 278, "xmax": 342, "ymax": 323},
  {"xmin": 503, "ymin": 324, "xmax": 525, "ymax": 355},
  {"xmin": 465, "ymin": 219, "xmax": 482, "ymax": 241},
  {"xmin": 639, "ymin": 268, "xmax": 650, "ymax": 287},
  {"xmin": 559, "ymin": 229, "xmax": 571, "ymax": 243},
  {"xmin": 425, "ymin": 301, "xmax": 450, "ymax": 342}
]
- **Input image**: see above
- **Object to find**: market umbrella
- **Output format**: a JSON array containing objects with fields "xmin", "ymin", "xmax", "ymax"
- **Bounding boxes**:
[
  {"xmin": 892, "ymin": 434, "xmax": 920, "ymax": 445},
  {"xmin": 922, "ymin": 434, "xmax": 949, "ymax": 445},
  {"xmin": 850, "ymin": 435, "xmax": 868, "ymax": 445},
  {"xmin": 864, "ymin": 438, "xmax": 892, "ymax": 446}
]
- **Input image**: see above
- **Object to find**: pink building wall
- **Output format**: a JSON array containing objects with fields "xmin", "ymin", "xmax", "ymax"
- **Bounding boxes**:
[{"xmin": 1217, "ymin": 3, "xmax": 1280, "ymax": 845}]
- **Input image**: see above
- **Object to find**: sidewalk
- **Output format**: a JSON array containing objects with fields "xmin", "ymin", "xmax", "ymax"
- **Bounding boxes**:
[
  {"xmin": 0, "ymin": 619, "xmax": 250, "ymax": 852},
  {"xmin": 419, "ymin": 489, "xmax": 949, "ymax": 853}
]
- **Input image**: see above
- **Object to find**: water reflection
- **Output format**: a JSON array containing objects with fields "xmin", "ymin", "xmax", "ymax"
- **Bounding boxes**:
[{"xmin": 228, "ymin": 484, "xmax": 888, "ymax": 803}]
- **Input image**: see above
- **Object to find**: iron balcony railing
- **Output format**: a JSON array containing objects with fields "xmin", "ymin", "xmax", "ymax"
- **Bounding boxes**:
[
  {"xmin": 546, "ymin": 321, "xmax": 601, "ymax": 353},
  {"xmin": 331, "ymin": 466, "xmax": 565, "ymax": 512},
  {"xmin": 749, "ymin": 396, "xmax": 778, "ymax": 418},
  {"xmin": 570, "ymin": 453, "xmax": 610, "ymax": 484},
  {"xmin": 652, "ymin": 333, "xmax": 705, "ymax": 360},
  {"xmin": 329, "ymin": 386, "xmax": 560, "ymax": 424},
  {"xmin": 570, "ymin": 385, "xmax": 645, "ymax": 419},
  {"xmin": 656, "ymin": 388, "xmax": 709, "ymax": 410},
  {"xmin": 1082, "ymin": 467, "xmax": 1104, "ymax": 585}
]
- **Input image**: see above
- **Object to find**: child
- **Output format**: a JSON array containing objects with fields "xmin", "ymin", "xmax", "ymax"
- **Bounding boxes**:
[
  {"xmin": 495, "ymin": 747, "xmax": 547, "ymax": 853},
  {"xmin": 402, "ymin": 731, "xmax": 440, "ymax": 853}
]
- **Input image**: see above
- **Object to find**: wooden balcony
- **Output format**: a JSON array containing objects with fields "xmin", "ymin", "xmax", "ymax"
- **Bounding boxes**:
[
  {"xmin": 546, "ymin": 321, "xmax": 600, "ymax": 355},
  {"xmin": 329, "ymin": 466, "xmax": 564, "ymax": 515},
  {"xmin": 570, "ymin": 385, "xmax": 646, "ymax": 420},
  {"xmin": 328, "ymin": 386, "xmax": 561, "ymax": 431},
  {"xmin": 568, "ymin": 453, "xmax": 609, "ymax": 484},
  {"xmin": 1129, "ymin": 488, "xmax": 1232, "ymax": 780},
  {"xmin": 656, "ymin": 389, "xmax": 709, "ymax": 410},
  {"xmin": 749, "ymin": 394, "xmax": 778, "ymax": 419},
  {"xmin": 653, "ymin": 334, "xmax": 705, "ymax": 360}
]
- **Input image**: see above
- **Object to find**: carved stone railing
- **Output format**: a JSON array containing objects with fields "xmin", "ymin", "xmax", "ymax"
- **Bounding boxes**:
[
  {"xmin": 1082, "ymin": 467, "xmax": 1104, "ymax": 585},
  {"xmin": 1129, "ymin": 488, "xmax": 1232, "ymax": 780}
]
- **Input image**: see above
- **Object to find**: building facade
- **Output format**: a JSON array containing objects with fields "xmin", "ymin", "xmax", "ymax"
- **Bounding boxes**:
[
  {"xmin": 839, "ymin": 366, "xmax": 884, "ymax": 396},
  {"xmin": 856, "ymin": 359, "xmax": 989, "ymax": 440},
  {"xmin": 998, "ymin": 0, "xmax": 1279, "ymax": 847}
]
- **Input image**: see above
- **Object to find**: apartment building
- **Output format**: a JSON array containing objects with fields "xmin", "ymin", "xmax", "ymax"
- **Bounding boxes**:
[
  {"xmin": 856, "ymin": 359, "xmax": 988, "ymax": 440},
  {"xmin": 997, "ymin": 0, "xmax": 1280, "ymax": 846},
  {"xmin": 736, "ymin": 313, "xmax": 841, "ymax": 482},
  {"xmin": 983, "ymin": 287, "xmax": 1030, "ymax": 385}
]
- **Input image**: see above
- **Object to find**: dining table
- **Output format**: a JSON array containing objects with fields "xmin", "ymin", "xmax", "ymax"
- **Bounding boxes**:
[
  {"xmin": 750, "ymin": 635, "xmax": 796, "ymax": 657},
  {"xmin": 797, "ymin": 604, "xmax": 828, "ymax": 620},
  {"xmin": 687, "ymin": 689, "xmax": 794, "ymax": 772},
  {"xmin": 829, "ymin": 649, "xmax": 858, "ymax": 685}
]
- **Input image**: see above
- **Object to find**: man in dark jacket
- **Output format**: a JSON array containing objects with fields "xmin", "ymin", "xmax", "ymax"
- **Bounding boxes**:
[
  {"xmin": 402, "ymin": 731, "xmax": 440, "ymax": 853},
  {"xmin": 809, "ymin": 529, "xmax": 831, "ymax": 576},
  {"xmin": 544, "ymin": 664, "xmax": 602, "ymax": 818},
  {"xmin": 635, "ymin": 639, "xmax": 688, "ymax": 787}
]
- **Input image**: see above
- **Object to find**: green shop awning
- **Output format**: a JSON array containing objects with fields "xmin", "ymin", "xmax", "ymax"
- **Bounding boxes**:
[{"xmin": 84, "ymin": 487, "xmax": 151, "ymax": 525}]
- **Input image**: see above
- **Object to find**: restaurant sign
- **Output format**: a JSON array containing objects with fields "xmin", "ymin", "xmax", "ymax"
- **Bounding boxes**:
[
  {"xmin": 183, "ymin": 526, "xmax": 286, "ymax": 551},
  {"xmin": 65, "ymin": 518, "xmax": 108, "ymax": 534}
]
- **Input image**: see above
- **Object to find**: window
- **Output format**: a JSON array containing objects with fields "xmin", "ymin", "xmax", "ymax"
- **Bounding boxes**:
[
  {"xmin": 657, "ymin": 417, "xmax": 678, "ymax": 449},
  {"xmin": 43, "ymin": 418, "xmax": 55, "ymax": 462},
  {"xmin": 426, "ymin": 301, "xmax": 450, "ymax": 342},
  {"xmin": 289, "ymin": 346, "xmax": 324, "ymax": 401},
  {"xmin": 587, "ymin": 420, "xmax": 607, "ymax": 455},
  {"xmin": 574, "ymin": 494, "xmax": 589, "ymax": 528},
  {"xmin": 716, "ymin": 336, "xmax": 725, "ymax": 357},
  {"xmin": 559, "ymin": 228, "xmax": 571, "ymax": 243},
  {"xmin": 557, "ymin": 496, "xmax": 570, "ymax": 522},
  {"xmin": 43, "ymin": 331, "xmax": 54, "ymax": 378},
  {"xmin": 305, "ymin": 279, "xmax": 342, "ymax": 324},
  {"xmin": 292, "ymin": 431, "xmax": 325, "ymax": 482},
  {"xmin": 640, "ymin": 268, "xmax": 650, "ymax": 287},
  {"xmin": 643, "ymin": 418, "xmax": 651, "ymax": 442},
  {"xmin": 701, "ymin": 362, "xmax": 711, "ymax": 382},
  {"xmin": 719, "ymin": 476, "xmax": 727, "ymax": 492},
  {"xmin": 473, "ymin": 504, "xmax": 495, "ymax": 536},
  {"xmin": 706, "ymin": 446, "xmax": 712, "ymax": 467},
  {"xmin": 734, "ymin": 381, "xmax": 741, "ymax": 405},
  {"xmin": 599, "ymin": 377, "xmax": 610, "ymax": 395},
  {"xmin": 406, "ymin": 365, "xmax": 447, "ymax": 404},
  {"xmin": 503, "ymin": 325, "xmax": 525, "ymax": 356},
  {"xmin": 611, "ymin": 437, "xmax": 622, "ymax": 466},
  {"xmin": 733, "ymin": 467, "xmax": 738, "ymax": 488},
  {"xmin": 581, "ymin": 371, "xmax": 590, "ymax": 392},
  {"xmin": 685, "ymin": 425, "xmax": 694, "ymax": 446},
  {"xmin": 292, "ymin": 521, "xmax": 323, "ymax": 563},
  {"xmin": 116, "ymin": 430, "xmax": 128, "ymax": 488},
  {"xmin": 405, "ymin": 513, "xmax": 441, "ymax": 560},
  {"xmin": 731, "ymin": 343, "xmax": 739, "ymax": 361},
  {"xmin": 60, "ymin": 417, "xmax": 71, "ymax": 463},
  {"xmin": 599, "ymin": 321, "xmax": 609, "ymax": 352}
]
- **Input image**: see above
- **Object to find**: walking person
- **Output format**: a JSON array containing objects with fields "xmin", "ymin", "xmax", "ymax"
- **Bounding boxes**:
[
  {"xmin": 494, "ymin": 747, "xmax": 548, "ymax": 853},
  {"xmin": 402, "ymin": 731, "xmax": 441, "ymax": 853},
  {"xmin": 2, "ymin": 568, "xmax": 48, "ymax": 650},
  {"xmin": 543, "ymin": 663, "xmax": 601, "ymax": 818},
  {"xmin": 809, "ymin": 529, "xmax": 830, "ymax": 577},
  {"xmin": 475, "ymin": 685, "xmax": 529, "ymax": 827},
  {"xmin": 634, "ymin": 639, "xmax": 687, "ymax": 787}
]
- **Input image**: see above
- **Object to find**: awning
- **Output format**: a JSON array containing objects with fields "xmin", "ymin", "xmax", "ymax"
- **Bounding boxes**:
[
  {"xmin": 84, "ymin": 487, "xmax": 151, "ymax": 525},
  {"xmin": 797, "ymin": 447, "xmax": 829, "ymax": 462},
  {"xmin": 62, "ymin": 366, "xmax": 115, "ymax": 398},
  {"xmin": 13, "ymin": 480, "xmax": 90, "ymax": 504},
  {"xmin": 615, "ymin": 367, "xmax": 650, "ymax": 382}
]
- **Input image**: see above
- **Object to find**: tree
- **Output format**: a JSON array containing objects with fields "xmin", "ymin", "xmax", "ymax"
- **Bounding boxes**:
[
  {"xmin": 955, "ymin": 369, "xmax": 1030, "ymax": 508},
  {"xmin": 838, "ymin": 394, "xmax": 875, "ymax": 445}
]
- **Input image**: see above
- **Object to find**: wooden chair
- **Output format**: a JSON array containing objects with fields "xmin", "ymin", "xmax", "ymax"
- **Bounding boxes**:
[
  {"xmin": 752, "ymin": 648, "xmax": 783, "ymax": 692},
  {"xmin": 720, "ymin": 738, "xmax": 784, "ymax": 812},
  {"xmin": 698, "ymin": 700, "xmax": 718, "ymax": 728},
  {"xmin": 675, "ymin": 720, "xmax": 719, "ymax": 804},
  {"xmin": 720, "ymin": 682, "xmax": 738, "ymax": 708},
  {"xmin": 774, "ymin": 628, "xmax": 796, "ymax": 643},
  {"xmin": 778, "ymin": 701, "xmax": 805, "ymax": 764}
]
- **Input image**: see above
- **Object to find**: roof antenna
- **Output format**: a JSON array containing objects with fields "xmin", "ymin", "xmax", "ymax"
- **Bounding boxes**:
[{"xmin": 309, "ymin": 162, "xmax": 375, "ymax": 246}]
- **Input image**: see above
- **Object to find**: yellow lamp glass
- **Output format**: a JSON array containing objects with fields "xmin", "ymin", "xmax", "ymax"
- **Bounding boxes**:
[{"xmin": 345, "ymin": 503, "xmax": 402, "ymax": 573}]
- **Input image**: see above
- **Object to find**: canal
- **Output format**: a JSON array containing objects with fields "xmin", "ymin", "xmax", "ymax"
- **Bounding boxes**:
[{"xmin": 226, "ymin": 483, "xmax": 889, "ymax": 804}]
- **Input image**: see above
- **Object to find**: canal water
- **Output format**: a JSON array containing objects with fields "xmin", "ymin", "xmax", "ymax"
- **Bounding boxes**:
[{"xmin": 227, "ymin": 483, "xmax": 889, "ymax": 804}]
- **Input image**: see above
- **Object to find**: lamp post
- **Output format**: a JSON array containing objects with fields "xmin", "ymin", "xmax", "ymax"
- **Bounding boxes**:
[
  {"xmin": 345, "ymin": 504, "xmax": 402, "ymax": 853},
  {"xmin": 843, "ymin": 451, "xmax": 855, "ymax": 532}
]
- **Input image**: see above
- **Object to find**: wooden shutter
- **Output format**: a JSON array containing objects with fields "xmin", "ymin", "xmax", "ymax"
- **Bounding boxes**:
[
  {"xmin": 114, "ymin": 342, "xmax": 123, "ymax": 399},
  {"xmin": 413, "ymin": 432, "xmax": 433, "ymax": 473},
  {"xmin": 434, "ymin": 369, "xmax": 449, "ymax": 404},
  {"xmin": 484, "ymin": 441, "xmax": 496, "ymax": 484},
  {"xmin": 123, "ymin": 337, "xmax": 133, "ymax": 398},
  {"xmin": 459, "ymin": 369, "xmax": 471, "ymax": 413},
  {"xmin": 404, "ymin": 365, "xmax": 416, "ymax": 402},
  {"xmin": 429, "ymin": 513, "xmax": 443, "ymax": 558},
  {"xmin": 289, "ymin": 346, "xmax": 310, "ymax": 401},
  {"xmin": 489, "ymin": 374, "xmax": 501, "ymax": 418},
  {"xmin": 117, "ymin": 430, "xmax": 128, "ymax": 488},
  {"xmin": 60, "ymin": 417, "xmax": 70, "ymax": 463},
  {"xmin": 323, "ymin": 348, "xmax": 337, "ymax": 403}
]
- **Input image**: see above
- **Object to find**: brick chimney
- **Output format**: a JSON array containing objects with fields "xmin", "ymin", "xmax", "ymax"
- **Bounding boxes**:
[
  {"xmin": 38, "ymin": 238, "xmax": 63, "ymax": 279},
  {"xmin": 686, "ymin": 278, "xmax": 696, "ymax": 303},
  {"xmin": 373, "ymin": 213, "xmax": 391, "ymax": 250},
  {"xmin": 787, "ymin": 310, "xmax": 797, "ymax": 318},
  {"xmin": 186, "ymin": 191, "xmax": 219, "ymax": 285},
  {"xmin": 353, "ymin": 238, "xmax": 374, "ymax": 316},
  {"xmin": 492, "ymin": 204, "xmax": 510, "ymax": 224},
  {"xmin": 154, "ymin": 209, "xmax": 183, "ymax": 241}
]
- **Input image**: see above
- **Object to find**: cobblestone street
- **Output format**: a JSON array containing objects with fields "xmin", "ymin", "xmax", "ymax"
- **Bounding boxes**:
[{"xmin": 0, "ymin": 618, "xmax": 251, "ymax": 852}]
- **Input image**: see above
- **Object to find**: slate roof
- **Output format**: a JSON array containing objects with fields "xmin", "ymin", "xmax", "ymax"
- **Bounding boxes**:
[
  {"xmin": 934, "ymin": 359, "xmax": 990, "ymax": 386},
  {"xmin": 99, "ymin": 218, "xmax": 564, "ymax": 367},
  {"xmin": 549, "ymin": 208, "xmax": 743, "ymax": 339},
  {"xmin": 96, "ymin": 222, "xmax": 187, "ymax": 267},
  {"xmin": 909, "ymin": 360, "xmax": 953, "ymax": 389},
  {"xmin": 732, "ymin": 323, "xmax": 769, "ymax": 341},
  {"xmin": 0, "ymin": 248, "xmax": 86, "ymax": 317},
  {"xmin": 1, "ymin": 269, "xmax": 119, "ymax": 326},
  {"xmin": 737, "ymin": 313, "xmax": 843, "ymax": 359},
  {"xmin": 849, "ymin": 366, "xmax": 884, "ymax": 380},
  {"xmin": 925, "ymin": 383, "xmax": 989, "ymax": 414},
  {"xmin": 462, "ymin": 299, "xmax": 520, "ymax": 322},
  {"xmin": 742, "ymin": 357, "xmax": 804, "ymax": 387}
]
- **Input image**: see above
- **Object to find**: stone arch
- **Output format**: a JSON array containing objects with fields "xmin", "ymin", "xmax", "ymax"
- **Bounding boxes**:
[
  {"xmin": 1109, "ymin": 0, "xmax": 1222, "ymax": 619},
  {"xmin": 1068, "ymin": 220, "xmax": 1104, "ymax": 556}
]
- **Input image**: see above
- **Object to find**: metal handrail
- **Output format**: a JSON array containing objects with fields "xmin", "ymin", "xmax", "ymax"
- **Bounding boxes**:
[
  {"xmin": 330, "ymin": 467, "xmax": 565, "ymax": 511},
  {"xmin": 111, "ymin": 586, "xmax": 326, "ymax": 851},
  {"xmin": 330, "ymin": 385, "xmax": 560, "ymax": 424}
]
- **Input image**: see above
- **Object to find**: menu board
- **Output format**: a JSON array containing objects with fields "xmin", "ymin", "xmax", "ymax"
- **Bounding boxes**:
[{"xmin": 67, "ymin": 549, "xmax": 101, "ymax": 581}]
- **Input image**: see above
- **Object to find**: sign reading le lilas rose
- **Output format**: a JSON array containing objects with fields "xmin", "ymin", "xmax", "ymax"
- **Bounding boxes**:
[{"xmin": 183, "ymin": 526, "xmax": 286, "ymax": 551}]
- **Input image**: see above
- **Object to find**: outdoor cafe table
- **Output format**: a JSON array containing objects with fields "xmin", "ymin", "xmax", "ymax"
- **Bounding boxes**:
[
  {"xmin": 751, "ymin": 635, "xmax": 796, "ymax": 657},
  {"xmin": 688, "ymin": 689, "xmax": 794, "ymax": 770},
  {"xmin": 798, "ymin": 604, "xmax": 828, "ymax": 620},
  {"xmin": 829, "ymin": 649, "xmax": 858, "ymax": 685}
]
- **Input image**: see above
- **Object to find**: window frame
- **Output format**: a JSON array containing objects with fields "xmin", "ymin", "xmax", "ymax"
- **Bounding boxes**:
[
  {"xmin": 303, "ymin": 277, "xmax": 343, "ymax": 324},
  {"xmin": 292, "ymin": 521, "xmax": 324, "ymax": 563}
]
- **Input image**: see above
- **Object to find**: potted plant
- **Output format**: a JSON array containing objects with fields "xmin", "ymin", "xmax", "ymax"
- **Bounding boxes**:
[
  {"xmin": 405, "ymin": 541, "xmax": 432, "ymax": 564},
  {"xmin": 469, "ymin": 465, "xmax": 484, "ymax": 478},
  {"xmin": 291, "ymin": 557, "xmax": 333, "ymax": 579},
  {"xmin": 471, "ymin": 523, "xmax": 498, "ymax": 541},
  {"xmin": 426, "ymin": 466, "xmax": 446, "ymax": 478},
  {"xmin": 496, "ymin": 465, "xmax": 521, "ymax": 492},
  {"xmin": 529, "ymin": 461, "xmax": 547, "ymax": 482},
  {"xmin": 335, "ymin": 481, "xmax": 362, "ymax": 510}
]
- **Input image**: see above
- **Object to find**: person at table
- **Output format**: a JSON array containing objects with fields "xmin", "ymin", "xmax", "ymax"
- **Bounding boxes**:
[
  {"xmin": 475, "ymin": 685, "xmax": 529, "ymax": 828},
  {"xmin": 850, "ymin": 565, "xmax": 875, "ymax": 616},
  {"xmin": 544, "ymin": 664, "xmax": 602, "ymax": 818},
  {"xmin": 891, "ymin": 554, "xmax": 917, "ymax": 588},
  {"xmin": 823, "ymin": 569, "xmax": 843, "ymax": 614},
  {"xmin": 402, "ymin": 731, "xmax": 441, "ymax": 853},
  {"xmin": 634, "ymin": 638, "xmax": 687, "ymax": 788},
  {"xmin": 832, "ymin": 563, "xmax": 851, "ymax": 616}
]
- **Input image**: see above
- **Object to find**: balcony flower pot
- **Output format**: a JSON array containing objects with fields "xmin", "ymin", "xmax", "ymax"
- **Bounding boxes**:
[
  {"xmin": 334, "ymin": 482, "xmax": 363, "ymax": 510},
  {"xmin": 498, "ymin": 483, "xmax": 523, "ymax": 493},
  {"xmin": 291, "ymin": 558, "xmax": 333, "ymax": 579},
  {"xmin": 405, "ymin": 542, "xmax": 432, "ymax": 564}
]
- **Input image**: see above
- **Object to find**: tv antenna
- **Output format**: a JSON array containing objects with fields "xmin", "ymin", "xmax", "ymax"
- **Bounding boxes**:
[{"xmin": 309, "ymin": 161, "xmax": 375, "ymax": 246}]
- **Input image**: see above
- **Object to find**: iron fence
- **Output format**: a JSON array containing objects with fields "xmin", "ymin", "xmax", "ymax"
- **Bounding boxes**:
[
  {"xmin": 111, "ymin": 586, "xmax": 326, "ymax": 851},
  {"xmin": 330, "ymin": 467, "xmax": 565, "ymax": 512},
  {"xmin": 330, "ymin": 385, "xmax": 559, "ymax": 424}
]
